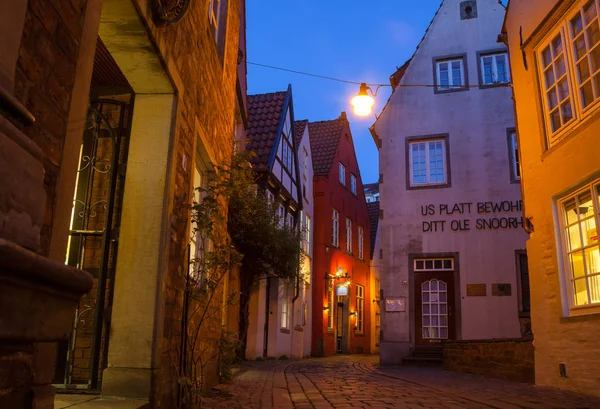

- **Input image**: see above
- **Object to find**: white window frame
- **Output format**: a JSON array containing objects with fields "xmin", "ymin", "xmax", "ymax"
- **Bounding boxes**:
[
  {"xmin": 350, "ymin": 174, "xmax": 357, "ymax": 195},
  {"xmin": 303, "ymin": 148, "xmax": 308, "ymax": 180},
  {"xmin": 557, "ymin": 180, "xmax": 600, "ymax": 313},
  {"xmin": 332, "ymin": 209, "xmax": 339, "ymax": 247},
  {"xmin": 339, "ymin": 162, "xmax": 346, "ymax": 186},
  {"xmin": 435, "ymin": 57, "xmax": 465, "ymax": 91},
  {"xmin": 279, "ymin": 280, "xmax": 290, "ymax": 330},
  {"xmin": 536, "ymin": 0, "xmax": 600, "ymax": 146},
  {"xmin": 208, "ymin": 0, "xmax": 222, "ymax": 40},
  {"xmin": 190, "ymin": 162, "xmax": 213, "ymax": 285},
  {"xmin": 480, "ymin": 52, "xmax": 511, "ymax": 85},
  {"xmin": 346, "ymin": 218, "xmax": 352, "ymax": 253},
  {"xmin": 358, "ymin": 226, "xmax": 364, "ymax": 259},
  {"xmin": 286, "ymin": 212, "xmax": 294, "ymax": 229},
  {"xmin": 266, "ymin": 189, "xmax": 274, "ymax": 204},
  {"xmin": 408, "ymin": 138, "xmax": 448, "ymax": 187},
  {"xmin": 356, "ymin": 285, "xmax": 364, "ymax": 333}
]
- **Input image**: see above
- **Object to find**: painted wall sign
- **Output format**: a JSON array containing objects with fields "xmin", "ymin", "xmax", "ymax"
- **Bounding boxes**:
[
  {"xmin": 420, "ymin": 200, "xmax": 524, "ymax": 232},
  {"xmin": 385, "ymin": 297, "xmax": 406, "ymax": 312}
]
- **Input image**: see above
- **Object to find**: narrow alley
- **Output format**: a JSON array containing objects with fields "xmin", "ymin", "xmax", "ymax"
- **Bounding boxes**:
[{"xmin": 201, "ymin": 355, "xmax": 600, "ymax": 409}]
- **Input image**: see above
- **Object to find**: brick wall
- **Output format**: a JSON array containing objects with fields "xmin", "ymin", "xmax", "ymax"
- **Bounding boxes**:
[
  {"xmin": 14, "ymin": 0, "xmax": 88, "ymax": 257},
  {"xmin": 134, "ymin": 0, "xmax": 244, "ymax": 406},
  {"xmin": 443, "ymin": 339, "xmax": 534, "ymax": 384}
]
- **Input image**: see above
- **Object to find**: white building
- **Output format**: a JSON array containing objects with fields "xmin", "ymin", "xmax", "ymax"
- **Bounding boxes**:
[
  {"xmin": 371, "ymin": 0, "xmax": 529, "ymax": 364},
  {"xmin": 244, "ymin": 87, "xmax": 313, "ymax": 359}
]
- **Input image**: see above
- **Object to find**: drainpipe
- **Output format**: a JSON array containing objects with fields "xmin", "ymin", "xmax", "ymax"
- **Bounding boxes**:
[{"xmin": 499, "ymin": 30, "xmax": 534, "ymax": 235}]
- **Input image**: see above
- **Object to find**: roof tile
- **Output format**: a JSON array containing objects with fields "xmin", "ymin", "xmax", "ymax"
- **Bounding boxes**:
[{"xmin": 307, "ymin": 112, "xmax": 348, "ymax": 176}]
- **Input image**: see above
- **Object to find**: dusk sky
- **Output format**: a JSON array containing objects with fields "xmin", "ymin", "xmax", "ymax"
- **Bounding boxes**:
[{"xmin": 246, "ymin": 1, "xmax": 446, "ymax": 184}]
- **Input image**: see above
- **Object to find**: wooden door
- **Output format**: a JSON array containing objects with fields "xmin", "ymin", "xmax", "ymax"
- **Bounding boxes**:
[{"xmin": 415, "ymin": 272, "xmax": 455, "ymax": 346}]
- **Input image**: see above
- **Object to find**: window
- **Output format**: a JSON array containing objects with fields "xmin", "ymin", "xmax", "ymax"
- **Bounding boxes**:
[
  {"xmin": 479, "ymin": 52, "xmax": 510, "ymax": 85},
  {"xmin": 208, "ymin": 0, "xmax": 222, "ymax": 39},
  {"xmin": 358, "ymin": 226, "xmax": 364, "ymax": 259},
  {"xmin": 346, "ymin": 218, "xmax": 352, "ymax": 253},
  {"xmin": 286, "ymin": 213, "xmax": 294, "ymax": 229},
  {"xmin": 280, "ymin": 280, "xmax": 289, "ymax": 330},
  {"xmin": 266, "ymin": 190, "xmax": 274, "ymax": 204},
  {"xmin": 536, "ymin": 0, "xmax": 600, "ymax": 144},
  {"xmin": 435, "ymin": 57, "xmax": 466, "ymax": 91},
  {"xmin": 327, "ymin": 280, "xmax": 334, "ymax": 329},
  {"xmin": 277, "ymin": 204, "xmax": 285, "ymax": 228},
  {"xmin": 516, "ymin": 251, "xmax": 531, "ymax": 317},
  {"xmin": 332, "ymin": 209, "xmax": 339, "ymax": 247},
  {"xmin": 339, "ymin": 162, "xmax": 346, "ymax": 185},
  {"xmin": 190, "ymin": 164, "xmax": 212, "ymax": 284},
  {"xmin": 350, "ymin": 174, "xmax": 357, "ymax": 195},
  {"xmin": 558, "ymin": 182, "xmax": 600, "ymax": 309},
  {"xmin": 356, "ymin": 285, "xmax": 364, "ymax": 333},
  {"xmin": 303, "ymin": 148, "xmax": 309, "ymax": 180},
  {"xmin": 282, "ymin": 141, "xmax": 293, "ymax": 171},
  {"xmin": 508, "ymin": 130, "xmax": 520, "ymax": 182},
  {"xmin": 408, "ymin": 137, "xmax": 448, "ymax": 187},
  {"xmin": 305, "ymin": 214, "xmax": 311, "ymax": 255},
  {"xmin": 414, "ymin": 258, "xmax": 454, "ymax": 271}
]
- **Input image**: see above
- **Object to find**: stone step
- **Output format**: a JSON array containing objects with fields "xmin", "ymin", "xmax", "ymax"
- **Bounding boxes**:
[{"xmin": 402, "ymin": 356, "xmax": 444, "ymax": 367}]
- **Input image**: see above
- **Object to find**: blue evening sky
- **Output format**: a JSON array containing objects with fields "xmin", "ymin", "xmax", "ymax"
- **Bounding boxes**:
[{"xmin": 246, "ymin": 1, "xmax": 445, "ymax": 184}]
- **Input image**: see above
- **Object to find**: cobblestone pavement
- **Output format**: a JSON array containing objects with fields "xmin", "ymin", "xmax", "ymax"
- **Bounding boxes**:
[{"xmin": 202, "ymin": 355, "xmax": 600, "ymax": 409}]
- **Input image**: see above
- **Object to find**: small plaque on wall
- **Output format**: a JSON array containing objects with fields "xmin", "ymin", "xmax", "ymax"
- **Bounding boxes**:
[
  {"xmin": 466, "ymin": 284, "xmax": 487, "ymax": 297},
  {"xmin": 492, "ymin": 283, "xmax": 512, "ymax": 296},
  {"xmin": 385, "ymin": 297, "xmax": 406, "ymax": 312}
]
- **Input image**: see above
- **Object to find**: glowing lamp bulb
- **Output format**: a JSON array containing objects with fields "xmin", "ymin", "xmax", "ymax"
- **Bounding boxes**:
[{"xmin": 351, "ymin": 83, "xmax": 375, "ymax": 117}]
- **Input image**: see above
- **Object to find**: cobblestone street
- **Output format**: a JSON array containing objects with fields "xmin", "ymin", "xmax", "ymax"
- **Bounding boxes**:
[{"xmin": 202, "ymin": 355, "xmax": 600, "ymax": 409}]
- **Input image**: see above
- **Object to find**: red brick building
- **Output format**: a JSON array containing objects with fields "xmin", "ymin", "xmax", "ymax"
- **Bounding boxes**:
[{"xmin": 309, "ymin": 112, "xmax": 371, "ymax": 356}]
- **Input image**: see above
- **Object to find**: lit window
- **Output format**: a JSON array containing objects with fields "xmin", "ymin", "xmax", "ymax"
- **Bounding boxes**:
[
  {"xmin": 305, "ymin": 214, "xmax": 311, "ymax": 255},
  {"xmin": 480, "ymin": 52, "xmax": 510, "ymax": 85},
  {"xmin": 358, "ymin": 226, "xmax": 364, "ymax": 259},
  {"xmin": 346, "ymin": 218, "xmax": 352, "ymax": 253},
  {"xmin": 332, "ymin": 209, "xmax": 339, "ymax": 247},
  {"xmin": 190, "ymin": 163, "xmax": 212, "ymax": 285},
  {"xmin": 327, "ymin": 280, "xmax": 334, "ymax": 329},
  {"xmin": 350, "ymin": 174, "xmax": 357, "ymax": 195},
  {"xmin": 435, "ymin": 57, "xmax": 466, "ymax": 91},
  {"xmin": 559, "ymin": 182, "xmax": 600, "ymax": 309},
  {"xmin": 408, "ymin": 138, "xmax": 448, "ymax": 187},
  {"xmin": 356, "ymin": 285, "xmax": 364, "ymax": 333},
  {"xmin": 339, "ymin": 162, "xmax": 346, "ymax": 185},
  {"xmin": 279, "ymin": 280, "xmax": 289, "ymax": 330},
  {"xmin": 508, "ymin": 130, "xmax": 520, "ymax": 182}
]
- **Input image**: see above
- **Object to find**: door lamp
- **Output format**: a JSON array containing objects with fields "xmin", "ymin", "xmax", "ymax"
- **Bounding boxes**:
[{"xmin": 351, "ymin": 83, "xmax": 382, "ymax": 117}]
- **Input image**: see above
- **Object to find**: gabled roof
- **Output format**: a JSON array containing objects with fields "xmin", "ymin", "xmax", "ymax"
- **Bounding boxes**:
[
  {"xmin": 363, "ymin": 182, "xmax": 379, "ymax": 193},
  {"xmin": 294, "ymin": 119, "xmax": 308, "ymax": 144},
  {"xmin": 246, "ymin": 89, "xmax": 288, "ymax": 171},
  {"xmin": 367, "ymin": 201, "xmax": 380, "ymax": 260},
  {"xmin": 308, "ymin": 112, "xmax": 348, "ymax": 176}
]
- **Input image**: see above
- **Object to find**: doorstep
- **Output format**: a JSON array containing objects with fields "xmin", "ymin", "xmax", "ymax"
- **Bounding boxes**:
[{"xmin": 55, "ymin": 394, "xmax": 149, "ymax": 409}]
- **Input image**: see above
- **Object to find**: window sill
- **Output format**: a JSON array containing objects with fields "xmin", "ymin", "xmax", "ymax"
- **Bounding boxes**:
[
  {"xmin": 434, "ymin": 86, "xmax": 469, "ymax": 95},
  {"xmin": 294, "ymin": 325, "xmax": 304, "ymax": 332},
  {"xmin": 565, "ymin": 304, "xmax": 600, "ymax": 318},
  {"xmin": 280, "ymin": 328, "xmax": 291, "ymax": 334},
  {"xmin": 478, "ymin": 82, "xmax": 511, "ymax": 90},
  {"xmin": 326, "ymin": 328, "xmax": 334, "ymax": 334},
  {"xmin": 542, "ymin": 105, "xmax": 600, "ymax": 155},
  {"xmin": 407, "ymin": 182, "xmax": 451, "ymax": 191}
]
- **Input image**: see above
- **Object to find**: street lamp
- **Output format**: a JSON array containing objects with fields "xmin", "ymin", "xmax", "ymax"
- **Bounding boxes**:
[{"xmin": 351, "ymin": 83, "xmax": 375, "ymax": 117}]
